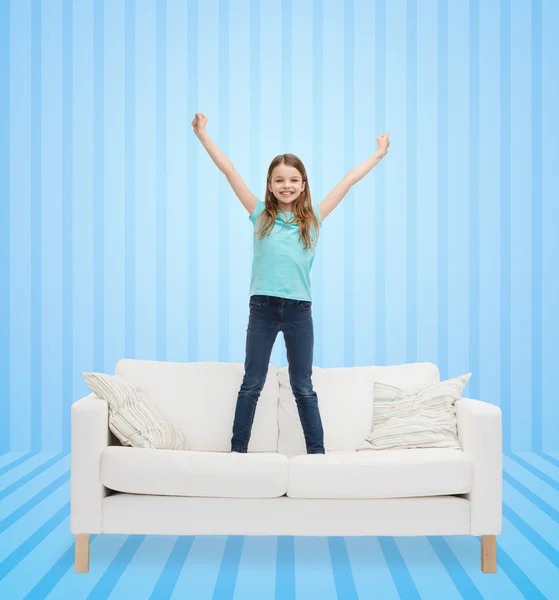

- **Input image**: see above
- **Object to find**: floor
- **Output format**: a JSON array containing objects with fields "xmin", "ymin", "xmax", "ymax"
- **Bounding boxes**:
[{"xmin": 0, "ymin": 451, "xmax": 557, "ymax": 600}]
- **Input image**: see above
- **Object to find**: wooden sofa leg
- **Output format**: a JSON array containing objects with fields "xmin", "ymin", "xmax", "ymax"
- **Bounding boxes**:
[
  {"xmin": 481, "ymin": 535, "xmax": 497, "ymax": 573},
  {"xmin": 75, "ymin": 534, "xmax": 90, "ymax": 573}
]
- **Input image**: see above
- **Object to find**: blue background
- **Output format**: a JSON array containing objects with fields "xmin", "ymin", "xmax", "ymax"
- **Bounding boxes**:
[
  {"xmin": 2, "ymin": 0, "xmax": 558, "ymax": 456},
  {"xmin": 1, "ymin": 1, "xmax": 559, "ymax": 599}
]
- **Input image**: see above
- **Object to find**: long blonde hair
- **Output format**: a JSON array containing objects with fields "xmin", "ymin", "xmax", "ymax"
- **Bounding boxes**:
[{"xmin": 254, "ymin": 154, "xmax": 321, "ymax": 250}]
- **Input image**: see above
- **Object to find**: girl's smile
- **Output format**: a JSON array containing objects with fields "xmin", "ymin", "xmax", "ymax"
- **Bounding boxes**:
[{"xmin": 269, "ymin": 164, "xmax": 306, "ymax": 211}]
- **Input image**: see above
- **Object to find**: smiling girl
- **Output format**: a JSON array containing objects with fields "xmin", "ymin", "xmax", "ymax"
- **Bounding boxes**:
[{"xmin": 192, "ymin": 113, "xmax": 390, "ymax": 454}]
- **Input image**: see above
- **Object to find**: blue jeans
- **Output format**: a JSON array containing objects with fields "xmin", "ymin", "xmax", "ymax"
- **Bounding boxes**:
[{"xmin": 231, "ymin": 294, "xmax": 325, "ymax": 454}]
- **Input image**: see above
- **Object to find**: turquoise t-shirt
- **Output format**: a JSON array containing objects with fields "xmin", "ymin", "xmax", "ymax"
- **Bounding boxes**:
[{"xmin": 248, "ymin": 200, "xmax": 323, "ymax": 302}]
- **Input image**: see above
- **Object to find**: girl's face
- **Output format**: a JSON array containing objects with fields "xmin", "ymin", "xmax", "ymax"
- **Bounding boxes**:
[{"xmin": 268, "ymin": 165, "xmax": 306, "ymax": 211}]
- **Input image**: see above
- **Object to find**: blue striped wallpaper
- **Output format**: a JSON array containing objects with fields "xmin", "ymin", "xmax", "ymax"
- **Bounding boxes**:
[{"xmin": 1, "ymin": 0, "xmax": 557, "ymax": 453}]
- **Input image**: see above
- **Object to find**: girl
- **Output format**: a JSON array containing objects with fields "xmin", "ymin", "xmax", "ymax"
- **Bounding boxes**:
[{"xmin": 192, "ymin": 113, "xmax": 390, "ymax": 454}]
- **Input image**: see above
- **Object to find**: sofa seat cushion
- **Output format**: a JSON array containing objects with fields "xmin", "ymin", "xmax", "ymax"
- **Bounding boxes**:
[
  {"xmin": 101, "ymin": 447, "xmax": 289, "ymax": 498},
  {"xmin": 286, "ymin": 449, "xmax": 473, "ymax": 499}
]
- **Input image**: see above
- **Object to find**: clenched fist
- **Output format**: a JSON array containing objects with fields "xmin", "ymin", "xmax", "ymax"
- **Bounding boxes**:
[
  {"xmin": 192, "ymin": 113, "xmax": 208, "ymax": 137},
  {"xmin": 376, "ymin": 132, "xmax": 390, "ymax": 155}
]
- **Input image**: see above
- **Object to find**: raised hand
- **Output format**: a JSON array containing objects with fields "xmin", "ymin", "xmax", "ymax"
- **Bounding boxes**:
[
  {"xmin": 192, "ymin": 113, "xmax": 208, "ymax": 138},
  {"xmin": 376, "ymin": 132, "xmax": 390, "ymax": 155}
]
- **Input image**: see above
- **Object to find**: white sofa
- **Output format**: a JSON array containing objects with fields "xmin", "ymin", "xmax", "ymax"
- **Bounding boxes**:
[{"xmin": 70, "ymin": 359, "xmax": 502, "ymax": 574}]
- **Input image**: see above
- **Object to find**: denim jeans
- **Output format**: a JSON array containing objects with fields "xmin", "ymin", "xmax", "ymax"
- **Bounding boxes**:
[{"xmin": 231, "ymin": 294, "xmax": 325, "ymax": 454}]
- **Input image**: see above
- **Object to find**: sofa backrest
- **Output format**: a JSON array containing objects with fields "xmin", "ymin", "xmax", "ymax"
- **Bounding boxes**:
[
  {"xmin": 115, "ymin": 358, "xmax": 280, "ymax": 452},
  {"xmin": 114, "ymin": 359, "xmax": 440, "ymax": 455},
  {"xmin": 277, "ymin": 362, "xmax": 440, "ymax": 455}
]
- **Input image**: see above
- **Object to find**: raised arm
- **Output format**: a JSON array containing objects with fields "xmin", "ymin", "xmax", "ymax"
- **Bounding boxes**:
[
  {"xmin": 192, "ymin": 113, "xmax": 258, "ymax": 215},
  {"xmin": 318, "ymin": 132, "xmax": 390, "ymax": 221}
]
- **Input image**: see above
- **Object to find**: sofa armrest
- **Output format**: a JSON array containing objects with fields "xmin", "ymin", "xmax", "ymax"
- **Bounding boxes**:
[
  {"xmin": 70, "ymin": 393, "xmax": 112, "ymax": 535},
  {"xmin": 455, "ymin": 397, "xmax": 502, "ymax": 536}
]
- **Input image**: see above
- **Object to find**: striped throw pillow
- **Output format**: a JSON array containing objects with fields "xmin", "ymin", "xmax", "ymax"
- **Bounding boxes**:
[
  {"xmin": 83, "ymin": 372, "xmax": 189, "ymax": 451},
  {"xmin": 357, "ymin": 373, "xmax": 472, "ymax": 451}
]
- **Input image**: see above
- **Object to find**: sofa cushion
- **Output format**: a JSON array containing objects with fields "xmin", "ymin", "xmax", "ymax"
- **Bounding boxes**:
[
  {"xmin": 82, "ymin": 372, "xmax": 189, "ymax": 450},
  {"xmin": 357, "ymin": 373, "xmax": 471, "ymax": 451},
  {"xmin": 286, "ymin": 448, "xmax": 473, "ymax": 498},
  {"xmin": 101, "ymin": 446, "xmax": 289, "ymax": 498},
  {"xmin": 277, "ymin": 362, "xmax": 440, "ymax": 455},
  {"xmin": 115, "ymin": 359, "xmax": 279, "ymax": 452}
]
